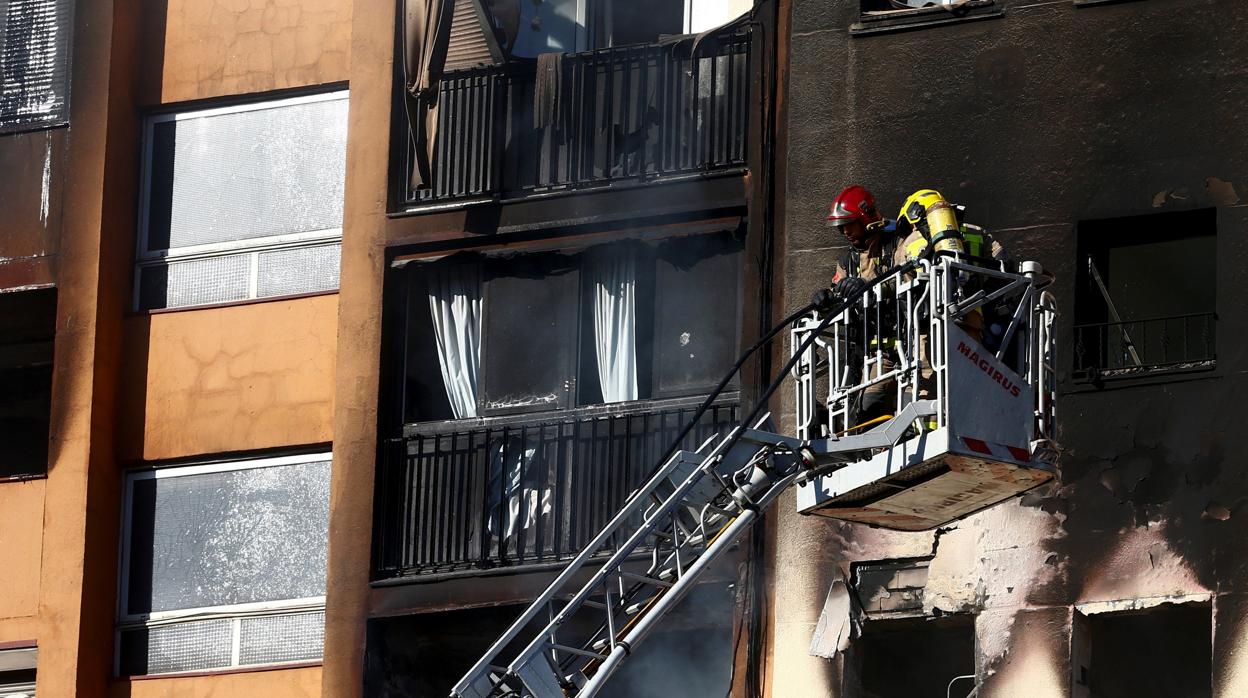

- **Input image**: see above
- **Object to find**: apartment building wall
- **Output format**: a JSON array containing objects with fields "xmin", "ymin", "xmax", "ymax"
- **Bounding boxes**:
[
  {"xmin": 324, "ymin": 1, "xmax": 773, "ymax": 695},
  {"xmin": 770, "ymin": 0, "xmax": 1248, "ymax": 696},
  {"xmin": 0, "ymin": 0, "xmax": 351, "ymax": 695}
]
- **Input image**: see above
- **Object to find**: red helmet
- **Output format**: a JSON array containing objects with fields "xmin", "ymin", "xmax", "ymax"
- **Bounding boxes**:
[{"xmin": 826, "ymin": 185, "xmax": 882, "ymax": 228}]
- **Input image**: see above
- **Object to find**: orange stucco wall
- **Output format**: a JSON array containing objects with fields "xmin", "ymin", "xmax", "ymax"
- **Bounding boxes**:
[
  {"xmin": 0, "ymin": 480, "xmax": 44, "ymax": 642},
  {"xmin": 119, "ymin": 295, "xmax": 339, "ymax": 462},
  {"xmin": 112, "ymin": 666, "xmax": 323, "ymax": 698},
  {"xmin": 152, "ymin": 0, "xmax": 352, "ymax": 103}
]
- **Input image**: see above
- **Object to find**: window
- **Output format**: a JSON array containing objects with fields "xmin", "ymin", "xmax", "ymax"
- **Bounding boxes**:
[
  {"xmin": 852, "ymin": 0, "xmax": 1001, "ymax": 36},
  {"xmin": 1074, "ymin": 209, "xmax": 1216, "ymax": 382},
  {"xmin": 401, "ymin": 231, "xmax": 743, "ymax": 424},
  {"xmin": 504, "ymin": 0, "xmax": 744, "ymax": 57},
  {"xmin": 1073, "ymin": 604, "xmax": 1211, "ymax": 698},
  {"xmin": 0, "ymin": 646, "xmax": 36, "ymax": 698},
  {"xmin": 0, "ymin": 288, "xmax": 55, "ymax": 479},
  {"xmin": 117, "ymin": 453, "xmax": 331, "ymax": 676},
  {"xmin": 0, "ymin": 0, "xmax": 72, "ymax": 133},
  {"xmin": 853, "ymin": 615, "xmax": 976, "ymax": 698},
  {"xmin": 135, "ymin": 90, "xmax": 348, "ymax": 311}
]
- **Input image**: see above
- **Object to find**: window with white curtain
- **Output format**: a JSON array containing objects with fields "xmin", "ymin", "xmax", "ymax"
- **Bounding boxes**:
[
  {"xmin": 134, "ymin": 90, "xmax": 348, "ymax": 311},
  {"xmin": 403, "ymin": 231, "xmax": 743, "ymax": 423},
  {"xmin": 116, "ymin": 453, "xmax": 331, "ymax": 676}
]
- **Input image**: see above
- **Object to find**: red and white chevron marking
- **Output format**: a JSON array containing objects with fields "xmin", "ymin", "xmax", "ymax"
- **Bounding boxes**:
[{"xmin": 959, "ymin": 436, "xmax": 1031, "ymax": 463}]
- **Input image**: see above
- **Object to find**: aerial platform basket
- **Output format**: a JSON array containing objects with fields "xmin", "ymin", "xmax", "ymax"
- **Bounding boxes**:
[{"xmin": 792, "ymin": 256, "xmax": 1059, "ymax": 530}]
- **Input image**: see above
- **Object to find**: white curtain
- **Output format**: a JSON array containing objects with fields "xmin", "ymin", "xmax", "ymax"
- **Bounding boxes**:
[
  {"xmin": 587, "ymin": 247, "xmax": 639, "ymax": 403},
  {"xmin": 486, "ymin": 439, "xmax": 551, "ymax": 552},
  {"xmin": 427, "ymin": 262, "xmax": 482, "ymax": 419}
]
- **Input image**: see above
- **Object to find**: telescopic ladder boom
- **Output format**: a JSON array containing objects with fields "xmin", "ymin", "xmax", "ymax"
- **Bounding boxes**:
[{"xmin": 451, "ymin": 256, "xmax": 1057, "ymax": 698}]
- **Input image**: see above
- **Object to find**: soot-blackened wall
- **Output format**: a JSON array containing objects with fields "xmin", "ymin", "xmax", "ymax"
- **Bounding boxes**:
[{"xmin": 771, "ymin": 1, "xmax": 1248, "ymax": 695}]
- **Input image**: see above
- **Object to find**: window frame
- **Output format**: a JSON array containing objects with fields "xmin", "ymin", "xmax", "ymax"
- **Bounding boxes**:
[
  {"xmin": 1072, "ymin": 209, "xmax": 1217, "ymax": 385},
  {"xmin": 133, "ymin": 89, "xmax": 349, "ymax": 311},
  {"xmin": 850, "ymin": 0, "xmax": 1002, "ymax": 36},
  {"xmin": 399, "ymin": 232, "xmax": 744, "ymax": 426},
  {"xmin": 116, "ymin": 452, "xmax": 331, "ymax": 676}
]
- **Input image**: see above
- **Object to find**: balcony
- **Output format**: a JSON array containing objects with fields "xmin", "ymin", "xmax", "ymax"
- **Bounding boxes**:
[
  {"xmin": 374, "ymin": 396, "xmax": 739, "ymax": 581},
  {"xmin": 399, "ymin": 30, "xmax": 751, "ymax": 207},
  {"xmin": 1073, "ymin": 312, "xmax": 1216, "ymax": 382}
]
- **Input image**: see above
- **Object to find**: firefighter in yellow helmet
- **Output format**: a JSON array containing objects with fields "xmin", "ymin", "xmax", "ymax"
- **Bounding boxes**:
[
  {"xmin": 894, "ymin": 188, "xmax": 1009, "ymax": 341},
  {"xmin": 894, "ymin": 188, "xmax": 1007, "ymax": 267},
  {"xmin": 815, "ymin": 188, "xmax": 1008, "ymax": 425}
]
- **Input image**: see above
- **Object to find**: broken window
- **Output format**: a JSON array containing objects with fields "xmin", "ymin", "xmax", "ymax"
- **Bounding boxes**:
[
  {"xmin": 0, "ymin": 0, "xmax": 72, "ymax": 133},
  {"xmin": 1074, "ymin": 208, "xmax": 1216, "ymax": 381},
  {"xmin": 852, "ymin": 615, "xmax": 976, "ymax": 698},
  {"xmin": 1073, "ymin": 603, "xmax": 1211, "ymax": 698},
  {"xmin": 117, "ymin": 453, "xmax": 331, "ymax": 676},
  {"xmin": 402, "ymin": 231, "xmax": 742, "ymax": 424},
  {"xmin": 852, "ymin": 558, "xmax": 930, "ymax": 617},
  {"xmin": 0, "ymin": 288, "xmax": 55, "ymax": 479},
  {"xmin": 135, "ymin": 90, "xmax": 348, "ymax": 311}
]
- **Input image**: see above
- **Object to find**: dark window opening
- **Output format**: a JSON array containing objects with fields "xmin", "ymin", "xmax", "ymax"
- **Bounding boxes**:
[
  {"xmin": 401, "ymin": 231, "xmax": 743, "ymax": 425},
  {"xmin": 591, "ymin": 0, "xmax": 685, "ymax": 48},
  {"xmin": 364, "ymin": 582, "xmax": 733, "ymax": 698},
  {"xmin": 1074, "ymin": 208, "xmax": 1216, "ymax": 381},
  {"xmin": 0, "ymin": 288, "xmax": 56, "ymax": 479},
  {"xmin": 853, "ymin": 615, "xmax": 975, "ymax": 698},
  {"xmin": 1076, "ymin": 604, "xmax": 1211, "ymax": 698}
]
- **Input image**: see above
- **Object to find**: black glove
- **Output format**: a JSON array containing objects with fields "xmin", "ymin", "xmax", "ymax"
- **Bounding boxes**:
[
  {"xmin": 834, "ymin": 276, "xmax": 867, "ymax": 299},
  {"xmin": 810, "ymin": 287, "xmax": 837, "ymax": 311}
]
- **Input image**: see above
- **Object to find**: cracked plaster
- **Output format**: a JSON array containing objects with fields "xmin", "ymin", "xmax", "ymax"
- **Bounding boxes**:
[
  {"xmin": 120, "ymin": 295, "xmax": 338, "ymax": 461},
  {"xmin": 157, "ymin": 0, "xmax": 352, "ymax": 103}
]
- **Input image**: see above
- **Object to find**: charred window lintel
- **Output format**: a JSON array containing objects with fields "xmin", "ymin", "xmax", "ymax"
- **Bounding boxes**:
[{"xmin": 1073, "ymin": 0, "xmax": 1149, "ymax": 8}]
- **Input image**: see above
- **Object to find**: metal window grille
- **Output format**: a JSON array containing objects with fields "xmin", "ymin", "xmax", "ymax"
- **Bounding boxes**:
[
  {"xmin": 374, "ymin": 397, "xmax": 739, "ymax": 579},
  {"xmin": 401, "ymin": 29, "xmax": 751, "ymax": 207},
  {"xmin": 1073, "ymin": 312, "xmax": 1216, "ymax": 382}
]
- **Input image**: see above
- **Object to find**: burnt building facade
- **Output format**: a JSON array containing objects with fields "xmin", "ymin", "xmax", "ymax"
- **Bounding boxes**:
[
  {"xmin": 768, "ymin": 0, "xmax": 1248, "ymax": 696},
  {"xmin": 323, "ymin": 0, "xmax": 777, "ymax": 696}
]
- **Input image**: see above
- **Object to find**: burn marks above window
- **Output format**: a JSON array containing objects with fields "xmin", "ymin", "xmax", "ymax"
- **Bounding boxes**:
[
  {"xmin": 136, "ymin": 90, "xmax": 349, "ymax": 311},
  {"xmin": 1074, "ymin": 208, "xmax": 1216, "ymax": 383},
  {"xmin": 401, "ymin": 231, "xmax": 744, "ymax": 424},
  {"xmin": 0, "ymin": 0, "xmax": 72, "ymax": 133}
]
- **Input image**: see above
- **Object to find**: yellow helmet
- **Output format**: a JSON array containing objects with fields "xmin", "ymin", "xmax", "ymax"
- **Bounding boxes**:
[{"xmin": 897, "ymin": 188, "xmax": 966, "ymax": 257}]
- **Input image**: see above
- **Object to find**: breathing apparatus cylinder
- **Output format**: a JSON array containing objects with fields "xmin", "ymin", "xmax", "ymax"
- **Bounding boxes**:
[{"xmin": 899, "ymin": 189, "xmax": 967, "ymax": 258}]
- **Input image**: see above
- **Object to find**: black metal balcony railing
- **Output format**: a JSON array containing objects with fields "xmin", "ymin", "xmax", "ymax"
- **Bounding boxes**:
[
  {"xmin": 374, "ymin": 397, "xmax": 740, "ymax": 580},
  {"xmin": 1073, "ymin": 312, "xmax": 1216, "ymax": 381},
  {"xmin": 402, "ymin": 30, "xmax": 751, "ymax": 206}
]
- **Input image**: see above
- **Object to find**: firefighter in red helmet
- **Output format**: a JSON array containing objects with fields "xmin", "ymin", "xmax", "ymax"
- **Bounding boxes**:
[
  {"xmin": 811, "ymin": 185, "xmax": 908, "ymax": 423},
  {"xmin": 824, "ymin": 185, "xmax": 905, "ymax": 298}
]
